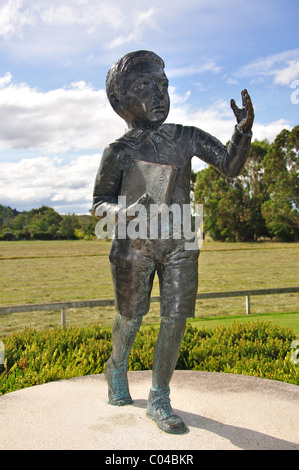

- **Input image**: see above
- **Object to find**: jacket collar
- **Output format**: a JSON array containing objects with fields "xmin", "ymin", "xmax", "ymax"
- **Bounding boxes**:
[{"xmin": 117, "ymin": 124, "xmax": 176, "ymax": 149}]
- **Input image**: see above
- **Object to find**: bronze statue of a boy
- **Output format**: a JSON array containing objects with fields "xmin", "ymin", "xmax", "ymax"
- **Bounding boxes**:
[{"xmin": 92, "ymin": 50, "xmax": 254, "ymax": 434}]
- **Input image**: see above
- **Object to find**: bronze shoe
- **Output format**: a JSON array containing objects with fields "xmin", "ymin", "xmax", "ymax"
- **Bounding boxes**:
[{"xmin": 146, "ymin": 387, "xmax": 188, "ymax": 434}]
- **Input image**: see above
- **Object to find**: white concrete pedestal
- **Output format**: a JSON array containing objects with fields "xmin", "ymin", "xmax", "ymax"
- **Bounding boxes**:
[{"xmin": 0, "ymin": 370, "xmax": 298, "ymax": 450}]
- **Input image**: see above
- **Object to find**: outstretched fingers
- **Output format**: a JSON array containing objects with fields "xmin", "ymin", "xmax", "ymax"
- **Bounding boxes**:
[
  {"xmin": 242, "ymin": 89, "xmax": 254, "ymax": 114},
  {"xmin": 241, "ymin": 89, "xmax": 248, "ymax": 107},
  {"xmin": 230, "ymin": 98, "xmax": 239, "ymax": 118}
]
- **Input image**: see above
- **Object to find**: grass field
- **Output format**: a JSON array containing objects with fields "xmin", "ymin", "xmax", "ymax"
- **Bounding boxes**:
[{"xmin": 0, "ymin": 239, "xmax": 298, "ymax": 336}]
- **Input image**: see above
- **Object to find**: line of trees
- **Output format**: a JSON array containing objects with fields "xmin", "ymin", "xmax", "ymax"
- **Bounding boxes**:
[
  {"xmin": 0, "ymin": 205, "xmax": 97, "ymax": 241},
  {"xmin": 194, "ymin": 125, "xmax": 299, "ymax": 242}
]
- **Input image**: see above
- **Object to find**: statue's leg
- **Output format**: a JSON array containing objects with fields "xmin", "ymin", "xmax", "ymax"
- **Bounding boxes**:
[
  {"xmin": 147, "ymin": 316, "xmax": 188, "ymax": 434},
  {"xmin": 105, "ymin": 312, "xmax": 142, "ymax": 406}
]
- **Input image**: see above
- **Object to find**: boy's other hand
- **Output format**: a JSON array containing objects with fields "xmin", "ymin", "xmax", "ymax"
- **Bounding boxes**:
[{"xmin": 124, "ymin": 193, "xmax": 154, "ymax": 221}]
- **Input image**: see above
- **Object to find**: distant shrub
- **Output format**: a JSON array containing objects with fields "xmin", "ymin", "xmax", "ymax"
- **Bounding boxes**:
[
  {"xmin": 0, "ymin": 321, "xmax": 298, "ymax": 396},
  {"xmin": 1, "ymin": 231, "xmax": 17, "ymax": 241}
]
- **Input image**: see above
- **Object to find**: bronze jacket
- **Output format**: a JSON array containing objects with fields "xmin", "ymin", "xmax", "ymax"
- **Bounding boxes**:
[{"xmin": 92, "ymin": 123, "xmax": 251, "ymax": 217}]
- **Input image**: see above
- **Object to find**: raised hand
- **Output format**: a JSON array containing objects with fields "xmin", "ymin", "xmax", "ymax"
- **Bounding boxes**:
[{"xmin": 230, "ymin": 89, "xmax": 254, "ymax": 133}]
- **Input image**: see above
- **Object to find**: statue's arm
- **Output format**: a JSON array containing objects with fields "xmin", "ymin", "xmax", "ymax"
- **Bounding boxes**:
[
  {"xmin": 92, "ymin": 145, "xmax": 122, "ymax": 220},
  {"xmin": 191, "ymin": 89, "xmax": 254, "ymax": 178}
]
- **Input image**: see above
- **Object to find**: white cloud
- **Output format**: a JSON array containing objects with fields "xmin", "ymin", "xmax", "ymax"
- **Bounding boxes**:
[
  {"xmin": 40, "ymin": 1, "xmax": 124, "ymax": 31},
  {"xmin": 0, "ymin": 0, "xmax": 34, "ymax": 39},
  {"xmin": 107, "ymin": 7, "xmax": 161, "ymax": 49},
  {"xmin": 237, "ymin": 48, "xmax": 299, "ymax": 86},
  {"xmin": 252, "ymin": 119, "xmax": 291, "ymax": 141},
  {"xmin": 167, "ymin": 61, "xmax": 221, "ymax": 78},
  {"xmin": 0, "ymin": 73, "xmax": 124, "ymax": 153},
  {"xmin": 168, "ymin": 86, "xmax": 191, "ymax": 105},
  {"xmin": 225, "ymin": 77, "xmax": 240, "ymax": 86},
  {"xmin": 0, "ymin": 154, "xmax": 100, "ymax": 213},
  {"xmin": 168, "ymin": 98, "xmax": 235, "ymax": 145},
  {"xmin": 272, "ymin": 60, "xmax": 299, "ymax": 86},
  {"xmin": 0, "ymin": 0, "xmax": 125, "ymax": 37},
  {"xmin": 0, "ymin": 0, "xmax": 162, "ymax": 54},
  {"xmin": 0, "ymin": 72, "xmax": 12, "ymax": 87}
]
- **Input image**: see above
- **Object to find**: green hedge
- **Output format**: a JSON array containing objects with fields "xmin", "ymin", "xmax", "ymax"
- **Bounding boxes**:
[{"xmin": 0, "ymin": 321, "xmax": 298, "ymax": 396}]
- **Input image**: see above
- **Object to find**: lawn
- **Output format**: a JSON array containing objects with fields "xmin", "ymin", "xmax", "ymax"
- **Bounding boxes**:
[{"xmin": 0, "ymin": 239, "xmax": 298, "ymax": 336}]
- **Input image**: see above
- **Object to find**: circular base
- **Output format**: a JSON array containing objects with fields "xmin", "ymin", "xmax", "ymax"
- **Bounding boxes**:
[{"xmin": 0, "ymin": 371, "xmax": 298, "ymax": 450}]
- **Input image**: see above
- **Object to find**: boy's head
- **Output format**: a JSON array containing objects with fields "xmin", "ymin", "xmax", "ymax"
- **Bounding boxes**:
[{"xmin": 106, "ymin": 50, "xmax": 170, "ymax": 130}]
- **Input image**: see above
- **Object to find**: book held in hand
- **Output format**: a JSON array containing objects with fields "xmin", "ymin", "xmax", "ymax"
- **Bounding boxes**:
[{"xmin": 121, "ymin": 159, "xmax": 178, "ymax": 207}]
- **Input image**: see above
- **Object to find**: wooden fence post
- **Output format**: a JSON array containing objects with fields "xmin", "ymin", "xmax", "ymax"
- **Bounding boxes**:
[
  {"xmin": 61, "ymin": 308, "xmax": 67, "ymax": 327},
  {"xmin": 246, "ymin": 296, "xmax": 251, "ymax": 315},
  {"xmin": 0, "ymin": 340, "xmax": 4, "ymax": 373}
]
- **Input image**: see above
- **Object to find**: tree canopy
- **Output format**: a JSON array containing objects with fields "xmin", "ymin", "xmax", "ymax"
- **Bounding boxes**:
[
  {"xmin": 0, "ymin": 205, "xmax": 97, "ymax": 241},
  {"xmin": 194, "ymin": 125, "xmax": 299, "ymax": 242}
]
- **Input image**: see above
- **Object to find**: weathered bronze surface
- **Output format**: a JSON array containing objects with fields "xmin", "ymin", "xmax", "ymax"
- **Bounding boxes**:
[{"xmin": 92, "ymin": 50, "xmax": 254, "ymax": 434}]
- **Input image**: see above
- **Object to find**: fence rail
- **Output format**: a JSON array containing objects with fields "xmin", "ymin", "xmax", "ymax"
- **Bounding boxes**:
[{"xmin": 0, "ymin": 286, "xmax": 298, "ymax": 327}]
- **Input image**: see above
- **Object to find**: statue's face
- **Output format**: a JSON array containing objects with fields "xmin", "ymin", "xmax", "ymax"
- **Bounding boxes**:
[{"xmin": 121, "ymin": 61, "xmax": 170, "ymax": 130}]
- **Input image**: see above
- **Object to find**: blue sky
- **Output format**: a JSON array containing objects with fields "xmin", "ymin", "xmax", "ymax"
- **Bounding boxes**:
[{"xmin": 0, "ymin": 0, "xmax": 298, "ymax": 214}]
